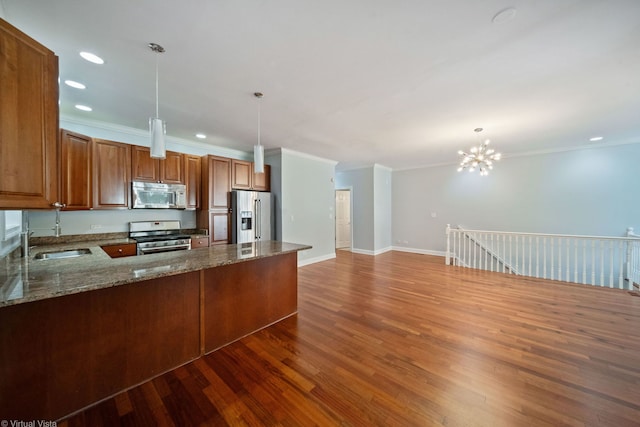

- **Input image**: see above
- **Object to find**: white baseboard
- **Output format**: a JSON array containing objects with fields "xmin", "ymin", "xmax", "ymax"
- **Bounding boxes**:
[
  {"xmin": 298, "ymin": 252, "xmax": 336, "ymax": 267},
  {"xmin": 297, "ymin": 247, "xmax": 444, "ymax": 265},
  {"xmin": 391, "ymin": 246, "xmax": 446, "ymax": 257},
  {"xmin": 351, "ymin": 246, "xmax": 393, "ymax": 256}
]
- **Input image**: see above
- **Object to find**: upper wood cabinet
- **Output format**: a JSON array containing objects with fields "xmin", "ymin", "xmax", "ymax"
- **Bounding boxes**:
[
  {"xmin": 197, "ymin": 155, "xmax": 231, "ymax": 244},
  {"xmin": 252, "ymin": 165, "xmax": 271, "ymax": 192},
  {"xmin": 93, "ymin": 139, "xmax": 131, "ymax": 209},
  {"xmin": 131, "ymin": 146, "xmax": 184, "ymax": 184},
  {"xmin": 202, "ymin": 155, "xmax": 231, "ymax": 211},
  {"xmin": 231, "ymin": 160, "xmax": 271, "ymax": 192},
  {"xmin": 0, "ymin": 18, "xmax": 59, "ymax": 209},
  {"xmin": 184, "ymin": 154, "xmax": 201, "ymax": 210},
  {"xmin": 59, "ymin": 130, "xmax": 92, "ymax": 210},
  {"xmin": 231, "ymin": 160, "xmax": 253, "ymax": 190}
]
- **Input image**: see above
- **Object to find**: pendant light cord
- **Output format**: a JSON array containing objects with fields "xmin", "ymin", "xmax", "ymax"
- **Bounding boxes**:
[
  {"xmin": 254, "ymin": 92, "xmax": 264, "ymax": 147},
  {"xmin": 155, "ymin": 52, "xmax": 159, "ymax": 118}
]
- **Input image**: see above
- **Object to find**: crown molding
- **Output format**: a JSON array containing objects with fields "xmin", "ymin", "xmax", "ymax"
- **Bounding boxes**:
[
  {"xmin": 394, "ymin": 137, "xmax": 640, "ymax": 172},
  {"xmin": 267, "ymin": 147, "xmax": 338, "ymax": 166},
  {"xmin": 60, "ymin": 115, "xmax": 251, "ymax": 159}
]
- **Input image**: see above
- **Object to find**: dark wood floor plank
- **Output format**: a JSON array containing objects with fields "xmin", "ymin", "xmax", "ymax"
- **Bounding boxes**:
[{"xmin": 60, "ymin": 251, "xmax": 640, "ymax": 426}]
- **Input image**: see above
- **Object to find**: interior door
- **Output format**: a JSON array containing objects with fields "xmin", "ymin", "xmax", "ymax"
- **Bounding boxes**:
[{"xmin": 335, "ymin": 190, "xmax": 351, "ymax": 249}]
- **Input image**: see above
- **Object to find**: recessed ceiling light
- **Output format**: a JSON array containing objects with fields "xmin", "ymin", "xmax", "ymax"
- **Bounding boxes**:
[
  {"xmin": 64, "ymin": 80, "xmax": 86, "ymax": 89},
  {"xmin": 589, "ymin": 136, "xmax": 604, "ymax": 142},
  {"xmin": 195, "ymin": 133, "xmax": 207, "ymax": 139},
  {"xmin": 79, "ymin": 51, "xmax": 104, "ymax": 65},
  {"xmin": 75, "ymin": 104, "xmax": 92, "ymax": 112}
]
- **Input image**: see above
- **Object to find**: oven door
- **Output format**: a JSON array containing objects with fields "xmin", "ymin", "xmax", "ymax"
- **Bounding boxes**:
[{"xmin": 137, "ymin": 241, "xmax": 191, "ymax": 255}]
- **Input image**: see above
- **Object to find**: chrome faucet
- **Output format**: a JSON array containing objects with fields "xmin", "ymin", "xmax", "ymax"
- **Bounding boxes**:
[
  {"xmin": 52, "ymin": 202, "xmax": 65, "ymax": 237},
  {"xmin": 20, "ymin": 211, "xmax": 33, "ymax": 258}
]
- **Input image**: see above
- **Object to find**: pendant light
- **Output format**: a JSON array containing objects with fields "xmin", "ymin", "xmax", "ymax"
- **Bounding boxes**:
[
  {"xmin": 254, "ymin": 92, "xmax": 265, "ymax": 173},
  {"xmin": 149, "ymin": 43, "xmax": 166, "ymax": 159}
]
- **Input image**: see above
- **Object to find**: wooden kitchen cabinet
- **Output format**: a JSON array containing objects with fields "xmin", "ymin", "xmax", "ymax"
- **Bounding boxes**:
[
  {"xmin": 59, "ymin": 129, "xmax": 92, "ymax": 210},
  {"xmin": 131, "ymin": 145, "xmax": 184, "ymax": 184},
  {"xmin": 203, "ymin": 155, "xmax": 231, "ymax": 210},
  {"xmin": 184, "ymin": 154, "xmax": 201, "ymax": 209},
  {"xmin": 197, "ymin": 155, "xmax": 231, "ymax": 244},
  {"xmin": 203, "ymin": 253, "xmax": 297, "ymax": 352},
  {"xmin": 190, "ymin": 235, "xmax": 210, "ymax": 248},
  {"xmin": 231, "ymin": 159, "xmax": 270, "ymax": 192},
  {"xmin": 101, "ymin": 242, "xmax": 137, "ymax": 258},
  {"xmin": 231, "ymin": 159, "xmax": 252, "ymax": 190},
  {"xmin": 252, "ymin": 164, "xmax": 271, "ymax": 192},
  {"xmin": 93, "ymin": 139, "xmax": 131, "ymax": 209},
  {"xmin": 0, "ymin": 18, "xmax": 59, "ymax": 209}
]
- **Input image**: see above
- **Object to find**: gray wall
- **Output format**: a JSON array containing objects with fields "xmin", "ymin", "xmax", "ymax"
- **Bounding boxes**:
[
  {"xmin": 392, "ymin": 143, "xmax": 640, "ymax": 254},
  {"xmin": 277, "ymin": 149, "xmax": 337, "ymax": 265},
  {"xmin": 336, "ymin": 167, "xmax": 374, "ymax": 252},
  {"xmin": 336, "ymin": 164, "xmax": 392, "ymax": 254},
  {"xmin": 374, "ymin": 165, "xmax": 392, "ymax": 251}
]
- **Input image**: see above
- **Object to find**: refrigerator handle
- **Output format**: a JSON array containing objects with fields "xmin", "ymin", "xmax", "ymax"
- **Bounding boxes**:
[{"xmin": 255, "ymin": 198, "xmax": 261, "ymax": 240}]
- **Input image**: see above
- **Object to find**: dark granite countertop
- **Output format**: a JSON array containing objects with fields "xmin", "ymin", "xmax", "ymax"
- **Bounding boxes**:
[{"xmin": 0, "ymin": 240, "xmax": 311, "ymax": 307}]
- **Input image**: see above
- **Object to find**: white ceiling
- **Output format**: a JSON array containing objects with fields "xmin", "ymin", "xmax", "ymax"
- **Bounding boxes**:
[{"xmin": 3, "ymin": 0, "xmax": 640, "ymax": 171}]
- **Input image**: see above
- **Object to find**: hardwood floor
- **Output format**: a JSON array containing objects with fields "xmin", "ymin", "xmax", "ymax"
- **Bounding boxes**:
[{"xmin": 60, "ymin": 251, "xmax": 640, "ymax": 426}]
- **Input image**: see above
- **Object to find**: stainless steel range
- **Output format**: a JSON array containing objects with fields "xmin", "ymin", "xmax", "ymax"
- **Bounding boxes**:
[{"xmin": 129, "ymin": 220, "xmax": 191, "ymax": 255}]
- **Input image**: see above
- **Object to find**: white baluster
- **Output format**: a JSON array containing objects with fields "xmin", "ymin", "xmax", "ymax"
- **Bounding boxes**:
[
  {"xmin": 558, "ymin": 237, "xmax": 562, "ymax": 281},
  {"xmin": 536, "ymin": 236, "xmax": 540, "ymax": 277},
  {"xmin": 515, "ymin": 235, "xmax": 519, "ymax": 274},
  {"xmin": 581, "ymin": 238, "xmax": 588, "ymax": 285},
  {"xmin": 543, "ymin": 237, "xmax": 547, "ymax": 279},
  {"xmin": 618, "ymin": 240, "xmax": 624, "ymax": 289},
  {"xmin": 599, "ymin": 240, "xmax": 605, "ymax": 287},
  {"xmin": 444, "ymin": 224, "xmax": 451, "ymax": 265},
  {"xmin": 551, "ymin": 238, "xmax": 555, "ymax": 281},
  {"xmin": 565, "ymin": 239, "xmax": 570, "ymax": 282},
  {"xmin": 591, "ymin": 240, "xmax": 596, "ymax": 286},
  {"xmin": 573, "ymin": 239, "xmax": 580, "ymax": 283},
  {"xmin": 608, "ymin": 240, "xmax": 614, "ymax": 288}
]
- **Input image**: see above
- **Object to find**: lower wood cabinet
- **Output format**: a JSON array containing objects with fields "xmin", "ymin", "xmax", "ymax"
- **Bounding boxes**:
[
  {"xmin": 0, "ymin": 272, "xmax": 201, "ymax": 420},
  {"xmin": 203, "ymin": 252, "xmax": 297, "ymax": 352},
  {"xmin": 0, "ymin": 253, "xmax": 299, "ymax": 420},
  {"xmin": 101, "ymin": 243, "xmax": 137, "ymax": 258},
  {"xmin": 191, "ymin": 236, "xmax": 210, "ymax": 248}
]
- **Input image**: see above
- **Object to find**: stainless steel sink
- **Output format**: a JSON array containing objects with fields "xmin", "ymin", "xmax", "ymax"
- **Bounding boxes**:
[{"xmin": 34, "ymin": 248, "xmax": 92, "ymax": 260}]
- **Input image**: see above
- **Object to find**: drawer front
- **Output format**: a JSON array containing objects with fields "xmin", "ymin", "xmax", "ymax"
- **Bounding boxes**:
[
  {"xmin": 191, "ymin": 237, "xmax": 210, "ymax": 248},
  {"xmin": 101, "ymin": 243, "xmax": 137, "ymax": 258}
]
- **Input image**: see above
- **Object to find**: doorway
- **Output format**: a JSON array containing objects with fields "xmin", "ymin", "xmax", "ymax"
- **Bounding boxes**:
[{"xmin": 335, "ymin": 189, "xmax": 351, "ymax": 250}]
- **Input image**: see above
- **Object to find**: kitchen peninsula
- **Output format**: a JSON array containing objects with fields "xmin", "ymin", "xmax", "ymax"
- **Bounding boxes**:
[{"xmin": 0, "ymin": 240, "xmax": 310, "ymax": 421}]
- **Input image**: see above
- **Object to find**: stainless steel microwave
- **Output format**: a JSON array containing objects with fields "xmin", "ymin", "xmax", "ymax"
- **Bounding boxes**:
[{"xmin": 131, "ymin": 181, "xmax": 187, "ymax": 209}]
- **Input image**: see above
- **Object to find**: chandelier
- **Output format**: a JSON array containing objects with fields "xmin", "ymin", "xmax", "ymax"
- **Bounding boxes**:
[{"xmin": 457, "ymin": 128, "xmax": 501, "ymax": 176}]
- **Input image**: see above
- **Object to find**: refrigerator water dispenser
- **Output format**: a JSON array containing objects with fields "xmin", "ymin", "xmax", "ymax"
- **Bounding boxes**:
[{"xmin": 240, "ymin": 211, "xmax": 253, "ymax": 230}]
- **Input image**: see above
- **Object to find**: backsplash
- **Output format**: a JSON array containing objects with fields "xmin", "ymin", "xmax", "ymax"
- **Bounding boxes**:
[{"xmin": 27, "ymin": 209, "xmax": 197, "ymax": 237}]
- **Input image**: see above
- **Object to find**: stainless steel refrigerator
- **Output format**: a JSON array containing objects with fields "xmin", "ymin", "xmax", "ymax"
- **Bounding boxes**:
[{"xmin": 230, "ymin": 190, "xmax": 273, "ymax": 243}]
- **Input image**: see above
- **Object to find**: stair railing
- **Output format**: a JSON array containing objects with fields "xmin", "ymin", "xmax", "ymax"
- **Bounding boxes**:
[
  {"xmin": 446, "ymin": 224, "xmax": 639, "ymax": 290},
  {"xmin": 627, "ymin": 227, "xmax": 640, "ymax": 290}
]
